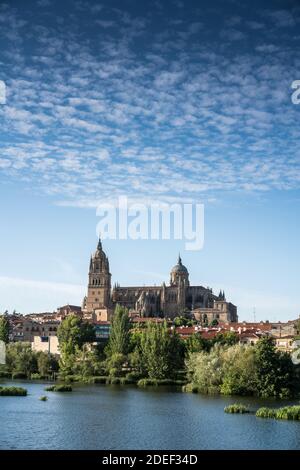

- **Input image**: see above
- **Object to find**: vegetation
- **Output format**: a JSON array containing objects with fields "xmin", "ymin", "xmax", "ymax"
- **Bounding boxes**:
[
  {"xmin": 31, "ymin": 373, "xmax": 42, "ymax": 380},
  {"xmin": 185, "ymin": 334, "xmax": 211, "ymax": 353},
  {"xmin": 137, "ymin": 378, "xmax": 185, "ymax": 387},
  {"xmin": 173, "ymin": 316, "xmax": 196, "ymax": 327},
  {"xmin": 0, "ymin": 315, "xmax": 9, "ymax": 344},
  {"xmin": 58, "ymin": 314, "xmax": 96, "ymax": 376},
  {"xmin": 5, "ymin": 342, "xmax": 38, "ymax": 378},
  {"xmin": 186, "ymin": 337, "xmax": 298, "ymax": 398},
  {"xmin": 39, "ymin": 396, "xmax": 48, "ymax": 401},
  {"xmin": 256, "ymin": 406, "xmax": 300, "ymax": 420},
  {"xmin": 139, "ymin": 322, "xmax": 185, "ymax": 379},
  {"xmin": 2, "ymin": 308, "xmax": 299, "ymax": 399},
  {"xmin": 2, "ymin": 343, "xmax": 59, "ymax": 379},
  {"xmin": 45, "ymin": 384, "xmax": 72, "ymax": 392},
  {"xmin": 0, "ymin": 386, "xmax": 27, "ymax": 396},
  {"xmin": 0, "ymin": 343, "xmax": 59, "ymax": 379},
  {"xmin": 254, "ymin": 337, "xmax": 296, "ymax": 398},
  {"xmin": 255, "ymin": 407, "xmax": 277, "ymax": 419},
  {"xmin": 106, "ymin": 305, "xmax": 131, "ymax": 356},
  {"xmin": 224, "ymin": 404, "xmax": 250, "ymax": 414},
  {"xmin": 0, "ymin": 371, "xmax": 11, "ymax": 378}
]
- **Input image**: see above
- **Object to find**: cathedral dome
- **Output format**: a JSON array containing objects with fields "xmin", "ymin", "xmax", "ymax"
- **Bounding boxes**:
[{"xmin": 171, "ymin": 255, "xmax": 188, "ymax": 274}]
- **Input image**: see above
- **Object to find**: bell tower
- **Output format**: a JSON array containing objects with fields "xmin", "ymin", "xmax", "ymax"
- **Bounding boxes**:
[{"xmin": 85, "ymin": 238, "xmax": 111, "ymax": 313}]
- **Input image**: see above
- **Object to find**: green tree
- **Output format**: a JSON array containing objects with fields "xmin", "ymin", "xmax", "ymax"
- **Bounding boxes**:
[
  {"xmin": 58, "ymin": 315, "xmax": 96, "ymax": 356},
  {"xmin": 72, "ymin": 346, "xmax": 104, "ymax": 378},
  {"xmin": 0, "ymin": 315, "xmax": 9, "ymax": 344},
  {"xmin": 58, "ymin": 315, "xmax": 96, "ymax": 375},
  {"xmin": 106, "ymin": 305, "xmax": 130, "ymax": 356},
  {"xmin": 186, "ymin": 333, "xmax": 211, "ymax": 353},
  {"xmin": 220, "ymin": 345, "xmax": 256, "ymax": 395},
  {"xmin": 185, "ymin": 337, "xmax": 298, "ymax": 398},
  {"xmin": 254, "ymin": 336, "xmax": 295, "ymax": 398},
  {"xmin": 174, "ymin": 316, "xmax": 187, "ymax": 327},
  {"xmin": 106, "ymin": 353, "xmax": 127, "ymax": 377},
  {"xmin": 139, "ymin": 322, "xmax": 184, "ymax": 379},
  {"xmin": 167, "ymin": 330, "xmax": 186, "ymax": 374},
  {"xmin": 214, "ymin": 331, "xmax": 239, "ymax": 346},
  {"xmin": 186, "ymin": 344, "xmax": 224, "ymax": 394},
  {"xmin": 36, "ymin": 351, "xmax": 59, "ymax": 377},
  {"xmin": 6, "ymin": 342, "xmax": 37, "ymax": 377}
]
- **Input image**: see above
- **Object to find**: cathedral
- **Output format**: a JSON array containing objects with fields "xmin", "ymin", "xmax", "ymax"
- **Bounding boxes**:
[{"xmin": 82, "ymin": 238, "xmax": 238, "ymax": 324}]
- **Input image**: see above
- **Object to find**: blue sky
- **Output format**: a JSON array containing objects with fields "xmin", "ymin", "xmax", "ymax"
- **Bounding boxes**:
[{"xmin": 0, "ymin": 0, "xmax": 300, "ymax": 321}]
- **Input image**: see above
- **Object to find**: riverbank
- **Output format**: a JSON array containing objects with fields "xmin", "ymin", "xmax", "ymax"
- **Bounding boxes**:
[{"xmin": 1, "ymin": 371, "xmax": 187, "ymax": 387}]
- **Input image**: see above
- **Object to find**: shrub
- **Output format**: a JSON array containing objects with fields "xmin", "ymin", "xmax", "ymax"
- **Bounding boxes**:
[
  {"xmin": 45, "ymin": 384, "xmax": 72, "ymax": 392},
  {"xmin": 39, "ymin": 396, "xmax": 48, "ymax": 401},
  {"xmin": 92, "ymin": 376, "xmax": 108, "ymax": 384},
  {"xmin": 137, "ymin": 378, "xmax": 158, "ymax": 387},
  {"xmin": 120, "ymin": 377, "xmax": 136, "ymax": 385},
  {"xmin": 182, "ymin": 383, "xmax": 198, "ymax": 393},
  {"xmin": 256, "ymin": 405, "xmax": 300, "ymax": 421},
  {"xmin": 224, "ymin": 404, "xmax": 250, "ymax": 414},
  {"xmin": 12, "ymin": 372, "xmax": 27, "ymax": 379},
  {"xmin": 108, "ymin": 377, "xmax": 121, "ymax": 385},
  {"xmin": 108, "ymin": 367, "xmax": 119, "ymax": 377},
  {"xmin": 0, "ymin": 371, "xmax": 11, "ymax": 379},
  {"xmin": 0, "ymin": 386, "xmax": 27, "ymax": 396},
  {"xmin": 125, "ymin": 371, "xmax": 142, "ymax": 382},
  {"xmin": 31, "ymin": 373, "xmax": 42, "ymax": 380},
  {"xmin": 275, "ymin": 406, "xmax": 300, "ymax": 420},
  {"xmin": 256, "ymin": 407, "xmax": 278, "ymax": 419}
]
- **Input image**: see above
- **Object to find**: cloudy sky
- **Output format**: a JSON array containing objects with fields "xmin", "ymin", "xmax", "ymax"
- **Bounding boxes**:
[{"xmin": 0, "ymin": 0, "xmax": 300, "ymax": 320}]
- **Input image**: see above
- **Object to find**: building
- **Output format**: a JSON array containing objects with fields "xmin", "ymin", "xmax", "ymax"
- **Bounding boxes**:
[
  {"xmin": 56, "ymin": 304, "xmax": 83, "ymax": 321},
  {"xmin": 32, "ymin": 335, "xmax": 60, "ymax": 356},
  {"xmin": 82, "ymin": 238, "xmax": 238, "ymax": 322},
  {"xmin": 93, "ymin": 321, "xmax": 111, "ymax": 342},
  {"xmin": 274, "ymin": 336, "xmax": 295, "ymax": 353},
  {"xmin": 10, "ymin": 316, "xmax": 59, "ymax": 343}
]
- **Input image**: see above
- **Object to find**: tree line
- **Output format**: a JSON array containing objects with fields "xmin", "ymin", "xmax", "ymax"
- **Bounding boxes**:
[{"xmin": 1, "ymin": 308, "xmax": 299, "ymax": 397}]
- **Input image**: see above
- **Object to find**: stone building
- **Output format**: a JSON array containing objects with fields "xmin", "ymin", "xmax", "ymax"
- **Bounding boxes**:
[{"xmin": 82, "ymin": 238, "xmax": 238, "ymax": 323}]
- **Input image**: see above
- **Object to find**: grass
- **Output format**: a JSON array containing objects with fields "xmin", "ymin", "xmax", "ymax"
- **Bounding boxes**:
[
  {"xmin": 0, "ymin": 386, "xmax": 27, "ymax": 396},
  {"xmin": 224, "ymin": 403, "xmax": 250, "ymax": 414},
  {"xmin": 137, "ymin": 378, "xmax": 183, "ymax": 387},
  {"xmin": 182, "ymin": 384, "xmax": 199, "ymax": 393},
  {"xmin": 256, "ymin": 405, "xmax": 300, "ymax": 420},
  {"xmin": 44, "ymin": 384, "xmax": 72, "ymax": 392},
  {"xmin": 31, "ymin": 373, "xmax": 42, "ymax": 380}
]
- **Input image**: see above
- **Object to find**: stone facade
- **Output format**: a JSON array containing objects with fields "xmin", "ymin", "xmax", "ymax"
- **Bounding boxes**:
[
  {"xmin": 31, "ymin": 335, "xmax": 60, "ymax": 356},
  {"xmin": 83, "ymin": 238, "xmax": 238, "ymax": 322}
]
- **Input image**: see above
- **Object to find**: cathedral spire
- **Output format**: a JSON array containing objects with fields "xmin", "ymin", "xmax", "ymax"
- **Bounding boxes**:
[
  {"xmin": 97, "ymin": 235, "xmax": 102, "ymax": 251},
  {"xmin": 178, "ymin": 253, "xmax": 182, "ymax": 265}
]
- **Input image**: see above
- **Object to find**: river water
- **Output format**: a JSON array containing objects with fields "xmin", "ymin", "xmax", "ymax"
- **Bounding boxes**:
[{"xmin": 0, "ymin": 380, "xmax": 300, "ymax": 450}]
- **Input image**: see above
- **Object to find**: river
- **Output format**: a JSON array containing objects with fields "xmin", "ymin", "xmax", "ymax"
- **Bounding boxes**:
[{"xmin": 1, "ymin": 380, "xmax": 300, "ymax": 450}]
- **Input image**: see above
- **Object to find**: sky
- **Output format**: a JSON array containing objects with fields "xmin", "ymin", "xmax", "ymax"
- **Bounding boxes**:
[{"xmin": 0, "ymin": 0, "xmax": 300, "ymax": 321}]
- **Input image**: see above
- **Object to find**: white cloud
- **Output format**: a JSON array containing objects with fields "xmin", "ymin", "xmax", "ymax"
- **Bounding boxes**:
[
  {"xmin": 0, "ymin": 2, "xmax": 299, "ymax": 209},
  {"xmin": 0, "ymin": 276, "xmax": 85, "ymax": 314}
]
